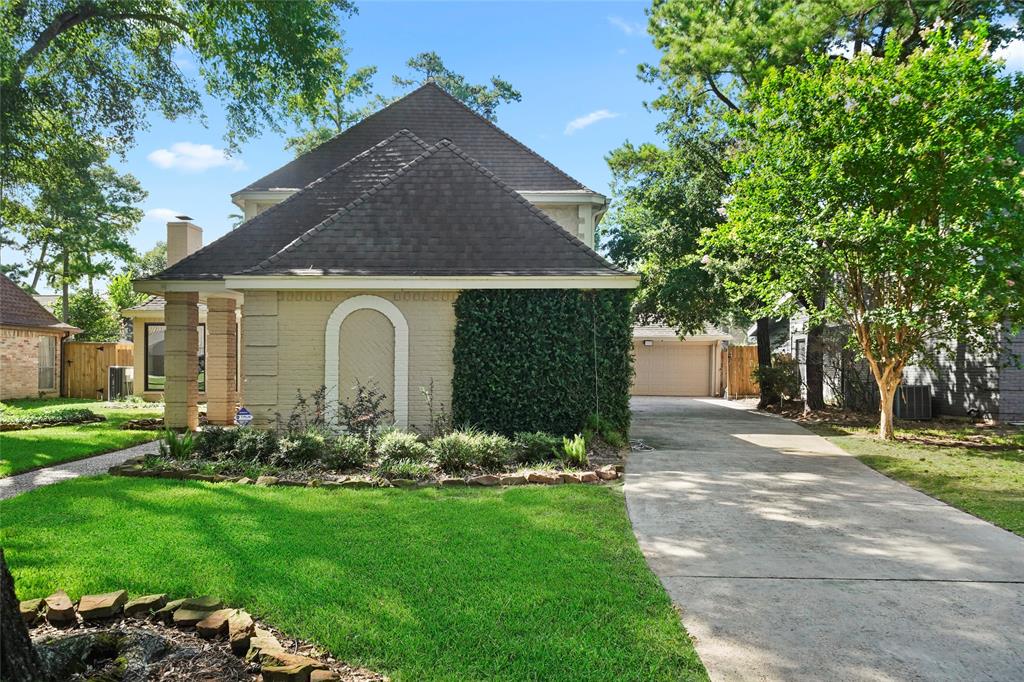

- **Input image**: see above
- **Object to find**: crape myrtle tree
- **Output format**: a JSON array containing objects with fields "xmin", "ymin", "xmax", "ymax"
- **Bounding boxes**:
[
  {"xmin": 611, "ymin": 0, "xmax": 1024, "ymax": 410},
  {"xmin": 704, "ymin": 23, "xmax": 1024, "ymax": 439}
]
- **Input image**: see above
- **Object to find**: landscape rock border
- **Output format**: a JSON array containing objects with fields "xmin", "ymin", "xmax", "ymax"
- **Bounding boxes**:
[
  {"xmin": 108, "ymin": 458, "xmax": 624, "ymax": 490},
  {"xmin": 22, "ymin": 588, "xmax": 383, "ymax": 682}
]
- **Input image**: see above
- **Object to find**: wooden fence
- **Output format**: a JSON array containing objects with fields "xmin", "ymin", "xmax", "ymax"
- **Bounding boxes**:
[
  {"xmin": 64, "ymin": 341, "xmax": 134, "ymax": 399},
  {"xmin": 722, "ymin": 345, "xmax": 760, "ymax": 398}
]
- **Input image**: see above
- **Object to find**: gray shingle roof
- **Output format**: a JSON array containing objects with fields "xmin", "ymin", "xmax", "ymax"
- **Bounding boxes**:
[
  {"xmin": 0, "ymin": 274, "xmax": 80, "ymax": 332},
  {"xmin": 237, "ymin": 82, "xmax": 587, "ymax": 194},
  {"xmin": 244, "ymin": 140, "xmax": 625, "ymax": 277},
  {"xmin": 153, "ymin": 130, "xmax": 431, "ymax": 280}
]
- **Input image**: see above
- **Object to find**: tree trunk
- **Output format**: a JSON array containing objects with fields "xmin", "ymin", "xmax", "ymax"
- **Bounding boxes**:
[
  {"xmin": 61, "ymin": 251, "xmax": 69, "ymax": 323},
  {"xmin": 0, "ymin": 548, "xmax": 48, "ymax": 682},
  {"xmin": 755, "ymin": 317, "xmax": 778, "ymax": 409},
  {"xmin": 875, "ymin": 371, "xmax": 902, "ymax": 440},
  {"xmin": 804, "ymin": 293, "xmax": 826, "ymax": 413},
  {"xmin": 30, "ymin": 239, "xmax": 49, "ymax": 291}
]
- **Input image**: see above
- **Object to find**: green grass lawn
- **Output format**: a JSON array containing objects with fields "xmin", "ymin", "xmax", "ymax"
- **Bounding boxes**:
[
  {"xmin": 0, "ymin": 398, "xmax": 163, "ymax": 477},
  {"xmin": 804, "ymin": 419, "xmax": 1024, "ymax": 537},
  {"xmin": 0, "ymin": 478, "xmax": 707, "ymax": 681}
]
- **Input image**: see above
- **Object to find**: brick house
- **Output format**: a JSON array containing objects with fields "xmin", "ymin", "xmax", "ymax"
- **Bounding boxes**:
[{"xmin": 0, "ymin": 274, "xmax": 80, "ymax": 400}]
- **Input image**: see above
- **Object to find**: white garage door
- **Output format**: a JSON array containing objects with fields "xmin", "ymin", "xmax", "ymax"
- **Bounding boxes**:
[{"xmin": 632, "ymin": 341, "xmax": 712, "ymax": 396}]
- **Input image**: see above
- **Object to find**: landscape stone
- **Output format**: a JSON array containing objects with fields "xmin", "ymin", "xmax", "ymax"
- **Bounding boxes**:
[
  {"xmin": 390, "ymin": 478, "xmax": 417, "ymax": 488},
  {"xmin": 123, "ymin": 455, "xmax": 145, "ymax": 465},
  {"xmin": 245, "ymin": 629, "xmax": 284, "ymax": 663},
  {"xmin": 173, "ymin": 608, "xmax": 217, "ymax": 627},
  {"xmin": 236, "ymin": 477, "xmax": 254, "ymax": 485},
  {"xmin": 20, "ymin": 598, "xmax": 43, "ymax": 624},
  {"xmin": 152, "ymin": 598, "xmax": 185, "ymax": 622},
  {"xmin": 319, "ymin": 481, "xmax": 347, "ymax": 489},
  {"xmin": 306, "ymin": 479, "xmax": 321, "ymax": 488},
  {"xmin": 228, "ymin": 610, "xmax": 256, "ymax": 655},
  {"xmin": 560, "ymin": 473, "xmax": 583, "ymax": 484},
  {"xmin": 77, "ymin": 590, "xmax": 128, "ymax": 620},
  {"xmin": 180, "ymin": 595, "xmax": 223, "ymax": 610},
  {"xmin": 468, "ymin": 475, "xmax": 500, "ymax": 486},
  {"xmin": 596, "ymin": 466, "xmax": 618, "ymax": 481},
  {"xmin": 310, "ymin": 671, "xmax": 341, "ymax": 682},
  {"xmin": 580, "ymin": 471, "xmax": 599, "ymax": 483},
  {"xmin": 123, "ymin": 594, "xmax": 167, "ymax": 617},
  {"xmin": 277, "ymin": 479, "xmax": 306, "ymax": 487},
  {"xmin": 440, "ymin": 478, "xmax": 467, "ymax": 486},
  {"xmin": 186, "ymin": 473, "xmax": 218, "ymax": 481},
  {"xmin": 44, "ymin": 590, "xmax": 76, "ymax": 625},
  {"xmin": 196, "ymin": 608, "xmax": 235, "ymax": 638},
  {"xmin": 340, "ymin": 479, "xmax": 372, "ymax": 489},
  {"xmin": 613, "ymin": 463, "xmax": 625, "ymax": 473},
  {"xmin": 159, "ymin": 469, "xmax": 185, "ymax": 479},
  {"xmin": 255, "ymin": 476, "xmax": 279, "ymax": 486},
  {"xmin": 262, "ymin": 663, "xmax": 317, "ymax": 682},
  {"xmin": 499, "ymin": 475, "xmax": 527, "ymax": 486},
  {"xmin": 259, "ymin": 650, "xmax": 328, "ymax": 671},
  {"xmin": 527, "ymin": 472, "xmax": 561, "ymax": 485}
]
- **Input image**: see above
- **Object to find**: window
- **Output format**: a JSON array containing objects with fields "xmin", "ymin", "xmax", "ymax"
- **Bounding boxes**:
[
  {"xmin": 145, "ymin": 323, "xmax": 206, "ymax": 392},
  {"xmin": 37, "ymin": 336, "xmax": 56, "ymax": 390}
]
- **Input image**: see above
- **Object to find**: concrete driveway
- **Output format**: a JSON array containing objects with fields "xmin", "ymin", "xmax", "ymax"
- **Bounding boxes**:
[{"xmin": 626, "ymin": 397, "xmax": 1024, "ymax": 682}]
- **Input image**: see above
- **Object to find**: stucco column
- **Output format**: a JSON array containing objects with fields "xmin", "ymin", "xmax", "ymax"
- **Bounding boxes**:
[
  {"xmin": 206, "ymin": 297, "xmax": 238, "ymax": 425},
  {"xmin": 164, "ymin": 292, "xmax": 199, "ymax": 430}
]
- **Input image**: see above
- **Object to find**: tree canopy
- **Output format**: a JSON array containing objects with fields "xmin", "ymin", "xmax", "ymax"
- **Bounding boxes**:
[
  {"xmin": 391, "ymin": 51, "xmax": 521, "ymax": 121},
  {"xmin": 703, "ymin": 23, "xmax": 1024, "ymax": 438}
]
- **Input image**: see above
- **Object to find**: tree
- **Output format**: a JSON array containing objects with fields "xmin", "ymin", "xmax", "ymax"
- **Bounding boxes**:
[
  {"xmin": 59, "ymin": 289, "xmax": 121, "ymax": 341},
  {"xmin": 704, "ymin": 23, "xmax": 1024, "ymax": 439},
  {"xmin": 132, "ymin": 241, "xmax": 167, "ymax": 278},
  {"xmin": 0, "ymin": 549, "xmax": 48, "ymax": 681},
  {"xmin": 390, "ymin": 52, "xmax": 521, "ymax": 121},
  {"xmin": 286, "ymin": 49, "xmax": 378, "ymax": 156}
]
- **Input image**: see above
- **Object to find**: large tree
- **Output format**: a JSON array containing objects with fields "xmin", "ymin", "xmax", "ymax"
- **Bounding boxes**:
[
  {"xmin": 390, "ymin": 52, "xmax": 521, "ymax": 121},
  {"xmin": 704, "ymin": 23, "xmax": 1024, "ymax": 439}
]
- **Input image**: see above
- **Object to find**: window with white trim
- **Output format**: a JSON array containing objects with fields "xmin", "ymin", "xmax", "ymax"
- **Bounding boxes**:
[{"xmin": 38, "ymin": 336, "xmax": 56, "ymax": 390}]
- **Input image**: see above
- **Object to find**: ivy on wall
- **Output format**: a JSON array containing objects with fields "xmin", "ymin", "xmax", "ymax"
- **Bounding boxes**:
[{"xmin": 452, "ymin": 289, "xmax": 634, "ymax": 437}]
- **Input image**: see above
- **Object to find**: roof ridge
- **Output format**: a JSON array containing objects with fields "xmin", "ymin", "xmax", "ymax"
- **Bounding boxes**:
[
  {"xmin": 153, "ymin": 130, "xmax": 430, "ymax": 279},
  {"xmin": 424, "ymin": 83, "xmax": 591, "ymax": 192},
  {"xmin": 243, "ymin": 139, "xmax": 623, "ymax": 276}
]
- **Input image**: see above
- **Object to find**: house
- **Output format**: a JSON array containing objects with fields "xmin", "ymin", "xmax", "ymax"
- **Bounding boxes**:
[
  {"xmin": 132, "ymin": 83, "xmax": 637, "ymax": 430},
  {"xmin": 631, "ymin": 324, "xmax": 732, "ymax": 397},
  {"xmin": 0, "ymin": 274, "xmax": 80, "ymax": 400}
]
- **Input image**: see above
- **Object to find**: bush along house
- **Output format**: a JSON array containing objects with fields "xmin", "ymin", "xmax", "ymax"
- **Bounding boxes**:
[{"xmin": 130, "ymin": 83, "xmax": 638, "ymax": 435}]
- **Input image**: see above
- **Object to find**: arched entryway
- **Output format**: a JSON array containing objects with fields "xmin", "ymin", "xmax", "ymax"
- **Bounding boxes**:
[{"xmin": 324, "ymin": 295, "xmax": 409, "ymax": 429}]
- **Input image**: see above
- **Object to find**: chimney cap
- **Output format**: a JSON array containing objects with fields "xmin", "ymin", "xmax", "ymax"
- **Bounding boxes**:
[{"xmin": 175, "ymin": 215, "xmax": 193, "ymax": 221}]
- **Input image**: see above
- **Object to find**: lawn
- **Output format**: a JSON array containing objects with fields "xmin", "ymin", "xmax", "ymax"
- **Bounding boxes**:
[
  {"xmin": 803, "ymin": 418, "xmax": 1024, "ymax": 537},
  {"xmin": 0, "ymin": 477, "xmax": 707, "ymax": 681},
  {"xmin": 0, "ymin": 398, "xmax": 163, "ymax": 477}
]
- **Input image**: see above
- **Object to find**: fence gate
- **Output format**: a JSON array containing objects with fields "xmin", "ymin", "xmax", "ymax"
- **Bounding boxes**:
[
  {"xmin": 722, "ymin": 345, "xmax": 760, "ymax": 398},
  {"xmin": 63, "ymin": 341, "xmax": 134, "ymax": 399}
]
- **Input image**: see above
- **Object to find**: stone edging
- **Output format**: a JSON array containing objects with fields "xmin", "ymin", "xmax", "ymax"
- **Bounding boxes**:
[
  {"xmin": 108, "ymin": 458, "xmax": 624, "ymax": 489},
  {"xmin": 21, "ymin": 589, "xmax": 369, "ymax": 681}
]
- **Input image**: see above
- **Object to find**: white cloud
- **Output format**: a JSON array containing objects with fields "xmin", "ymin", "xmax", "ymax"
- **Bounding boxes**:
[
  {"xmin": 995, "ymin": 38, "xmax": 1024, "ymax": 73},
  {"xmin": 564, "ymin": 109, "xmax": 620, "ymax": 136},
  {"xmin": 143, "ymin": 208, "xmax": 183, "ymax": 222},
  {"xmin": 147, "ymin": 142, "xmax": 245, "ymax": 173},
  {"xmin": 608, "ymin": 16, "xmax": 644, "ymax": 36}
]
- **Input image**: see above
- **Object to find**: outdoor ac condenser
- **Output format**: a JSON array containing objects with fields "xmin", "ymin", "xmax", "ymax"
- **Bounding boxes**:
[
  {"xmin": 894, "ymin": 384, "xmax": 932, "ymax": 420},
  {"xmin": 108, "ymin": 366, "xmax": 135, "ymax": 401}
]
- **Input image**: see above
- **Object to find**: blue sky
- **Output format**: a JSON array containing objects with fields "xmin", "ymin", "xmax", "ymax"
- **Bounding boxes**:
[{"xmin": 117, "ymin": 1, "xmax": 664, "ymax": 259}]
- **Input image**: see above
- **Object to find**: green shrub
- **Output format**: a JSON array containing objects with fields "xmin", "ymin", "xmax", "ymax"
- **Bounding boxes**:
[
  {"xmin": 0, "ymin": 407, "xmax": 101, "ymax": 427},
  {"xmin": 373, "ymin": 458, "xmax": 434, "ymax": 480},
  {"xmin": 753, "ymin": 353, "xmax": 802, "ymax": 403},
  {"xmin": 233, "ymin": 429, "xmax": 279, "ymax": 463},
  {"xmin": 157, "ymin": 430, "xmax": 195, "ymax": 461},
  {"xmin": 584, "ymin": 413, "xmax": 628, "ymax": 449},
  {"xmin": 452, "ymin": 289, "xmax": 633, "ymax": 437},
  {"xmin": 194, "ymin": 426, "xmax": 241, "ymax": 460},
  {"xmin": 513, "ymin": 431, "xmax": 561, "ymax": 464},
  {"xmin": 561, "ymin": 434, "xmax": 588, "ymax": 468},
  {"xmin": 338, "ymin": 381, "xmax": 393, "ymax": 441},
  {"xmin": 323, "ymin": 434, "xmax": 371, "ymax": 470},
  {"xmin": 430, "ymin": 430, "xmax": 479, "ymax": 473},
  {"xmin": 276, "ymin": 429, "xmax": 331, "ymax": 465},
  {"xmin": 476, "ymin": 433, "xmax": 513, "ymax": 472},
  {"xmin": 376, "ymin": 430, "xmax": 429, "ymax": 462}
]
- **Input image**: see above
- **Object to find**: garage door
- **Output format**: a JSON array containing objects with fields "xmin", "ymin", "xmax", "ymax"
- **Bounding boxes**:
[{"xmin": 632, "ymin": 341, "xmax": 712, "ymax": 396}]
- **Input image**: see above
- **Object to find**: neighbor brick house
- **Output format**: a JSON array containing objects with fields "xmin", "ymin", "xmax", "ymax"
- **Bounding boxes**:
[
  {"xmin": 133, "ymin": 83, "xmax": 636, "ymax": 430},
  {"xmin": 0, "ymin": 274, "xmax": 80, "ymax": 400}
]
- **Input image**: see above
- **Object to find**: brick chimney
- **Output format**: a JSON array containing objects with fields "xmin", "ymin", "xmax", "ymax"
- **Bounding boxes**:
[{"xmin": 166, "ymin": 215, "xmax": 203, "ymax": 267}]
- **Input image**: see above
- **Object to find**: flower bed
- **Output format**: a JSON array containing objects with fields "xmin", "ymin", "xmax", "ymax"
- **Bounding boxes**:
[
  {"xmin": 110, "ymin": 425, "xmax": 625, "ymax": 489},
  {"xmin": 20, "ymin": 588, "xmax": 382, "ymax": 681},
  {"xmin": 0, "ymin": 407, "xmax": 105, "ymax": 432}
]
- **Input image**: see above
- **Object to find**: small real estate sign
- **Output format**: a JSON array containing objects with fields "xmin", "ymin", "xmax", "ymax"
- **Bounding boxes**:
[{"xmin": 234, "ymin": 407, "xmax": 253, "ymax": 427}]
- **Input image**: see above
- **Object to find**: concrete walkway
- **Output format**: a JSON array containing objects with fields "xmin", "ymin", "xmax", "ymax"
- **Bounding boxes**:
[
  {"xmin": 626, "ymin": 397, "xmax": 1024, "ymax": 682},
  {"xmin": 0, "ymin": 439, "xmax": 157, "ymax": 500}
]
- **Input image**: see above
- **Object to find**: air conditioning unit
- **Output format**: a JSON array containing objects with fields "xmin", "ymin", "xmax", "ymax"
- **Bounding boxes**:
[
  {"xmin": 108, "ymin": 366, "xmax": 134, "ymax": 401},
  {"xmin": 894, "ymin": 384, "xmax": 932, "ymax": 420}
]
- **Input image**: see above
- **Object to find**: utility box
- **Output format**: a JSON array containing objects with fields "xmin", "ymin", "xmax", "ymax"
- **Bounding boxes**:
[{"xmin": 894, "ymin": 384, "xmax": 932, "ymax": 420}]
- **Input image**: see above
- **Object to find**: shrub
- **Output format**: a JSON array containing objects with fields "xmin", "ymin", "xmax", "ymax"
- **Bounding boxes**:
[
  {"xmin": 430, "ymin": 430, "xmax": 479, "ymax": 473},
  {"xmin": 753, "ymin": 353, "xmax": 802, "ymax": 403},
  {"xmin": 376, "ymin": 430, "xmax": 429, "ymax": 462},
  {"xmin": 232, "ymin": 429, "xmax": 279, "ymax": 463},
  {"xmin": 513, "ymin": 431, "xmax": 561, "ymax": 464},
  {"xmin": 276, "ymin": 429, "xmax": 331, "ymax": 466},
  {"xmin": 276, "ymin": 386, "xmax": 329, "ymax": 434},
  {"xmin": 323, "ymin": 434, "xmax": 371, "ymax": 471},
  {"xmin": 476, "ymin": 433, "xmax": 513, "ymax": 472},
  {"xmin": 194, "ymin": 426, "xmax": 241, "ymax": 460},
  {"xmin": 373, "ymin": 458, "xmax": 434, "ymax": 480},
  {"xmin": 561, "ymin": 434, "xmax": 588, "ymax": 468},
  {"xmin": 157, "ymin": 430, "xmax": 195, "ymax": 461},
  {"xmin": 584, "ymin": 413, "xmax": 628, "ymax": 449},
  {"xmin": 0, "ymin": 407, "xmax": 102, "ymax": 428},
  {"xmin": 338, "ymin": 380, "xmax": 393, "ymax": 441},
  {"xmin": 452, "ymin": 289, "xmax": 633, "ymax": 437}
]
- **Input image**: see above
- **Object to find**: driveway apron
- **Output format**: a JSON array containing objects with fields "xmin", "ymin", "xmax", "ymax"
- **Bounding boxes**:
[{"xmin": 626, "ymin": 397, "xmax": 1024, "ymax": 682}]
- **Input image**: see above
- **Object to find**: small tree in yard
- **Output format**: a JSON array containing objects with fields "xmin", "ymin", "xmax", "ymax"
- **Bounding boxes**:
[{"xmin": 704, "ymin": 23, "xmax": 1024, "ymax": 439}]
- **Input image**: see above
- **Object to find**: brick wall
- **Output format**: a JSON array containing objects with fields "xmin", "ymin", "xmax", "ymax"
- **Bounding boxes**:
[{"xmin": 0, "ymin": 327, "xmax": 62, "ymax": 400}]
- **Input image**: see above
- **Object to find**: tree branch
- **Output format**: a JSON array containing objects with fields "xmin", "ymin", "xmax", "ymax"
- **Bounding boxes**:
[{"xmin": 705, "ymin": 74, "xmax": 739, "ymax": 112}]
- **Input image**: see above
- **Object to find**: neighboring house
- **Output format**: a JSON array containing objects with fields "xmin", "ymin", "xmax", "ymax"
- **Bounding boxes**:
[
  {"xmin": 132, "ymin": 83, "xmax": 636, "ymax": 430},
  {"xmin": 631, "ymin": 324, "xmax": 732, "ymax": 397},
  {"xmin": 784, "ymin": 312, "xmax": 1024, "ymax": 423},
  {"xmin": 0, "ymin": 274, "xmax": 80, "ymax": 400}
]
